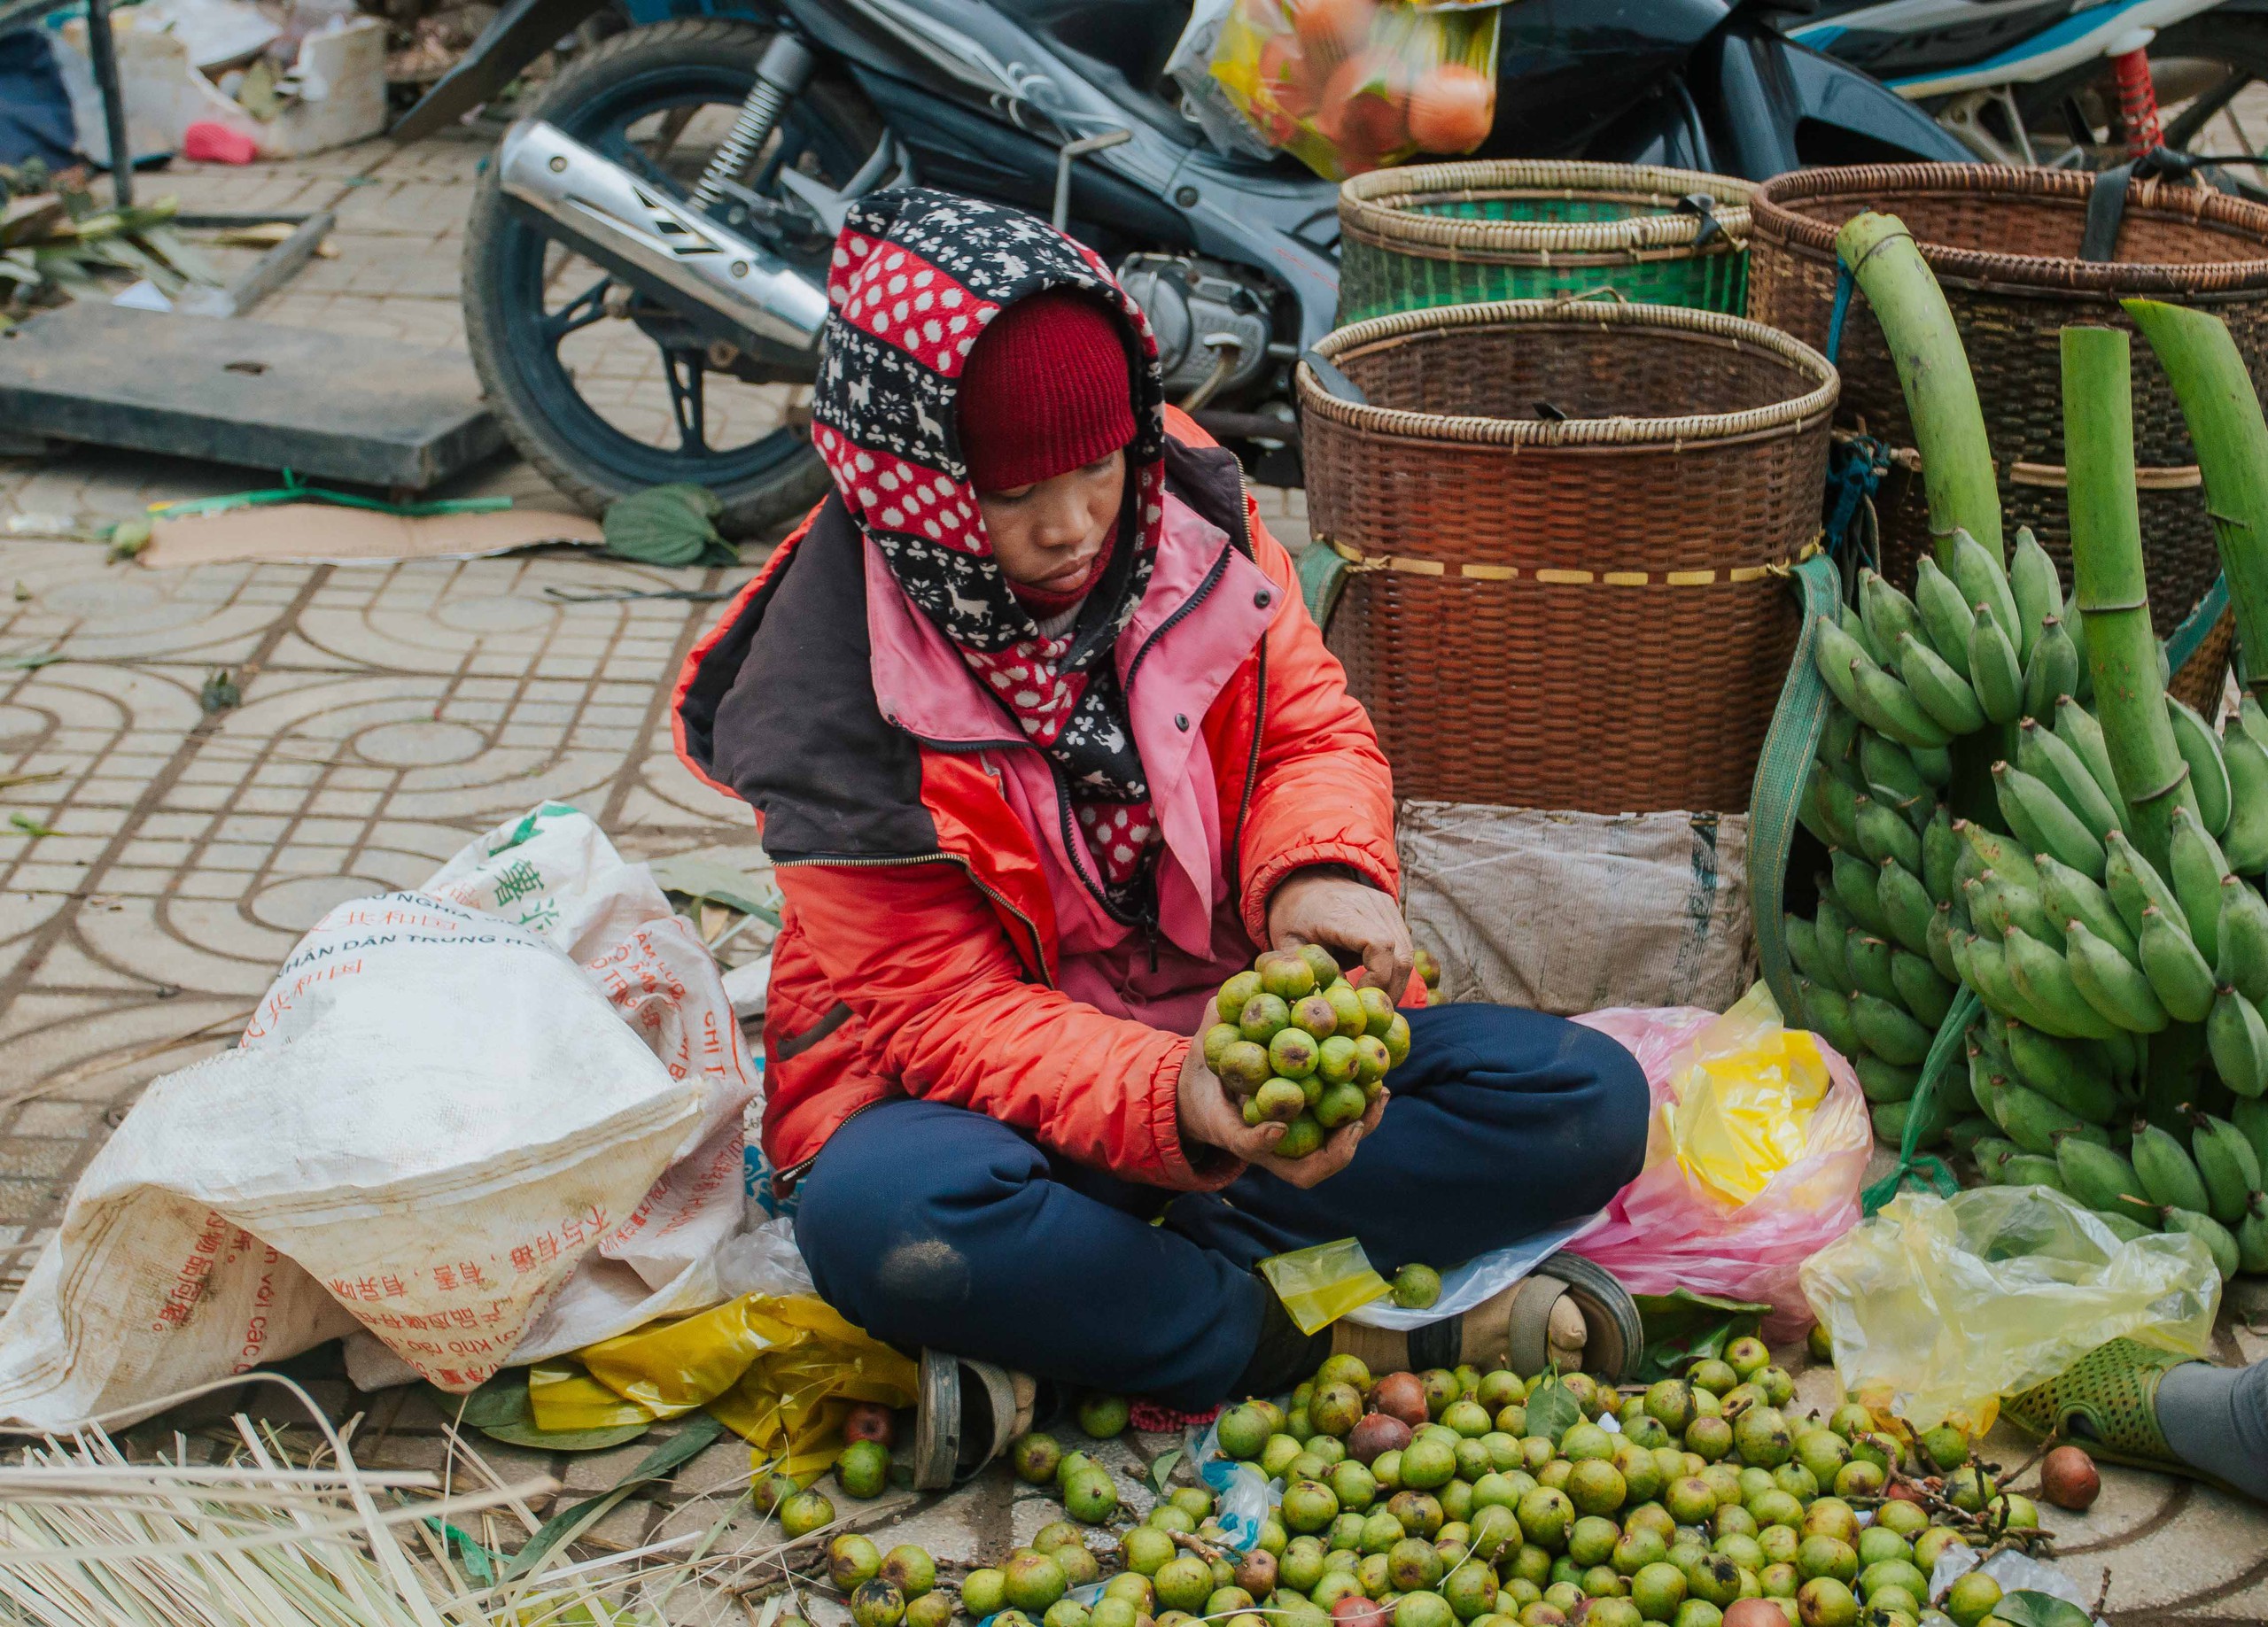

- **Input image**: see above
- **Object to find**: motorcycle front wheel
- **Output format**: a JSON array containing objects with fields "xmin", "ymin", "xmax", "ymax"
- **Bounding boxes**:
[{"xmin": 462, "ymin": 19, "xmax": 878, "ymax": 536}]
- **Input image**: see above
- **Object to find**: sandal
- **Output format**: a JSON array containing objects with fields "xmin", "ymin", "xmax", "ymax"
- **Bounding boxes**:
[
  {"xmin": 1329, "ymin": 1252, "xmax": 1644, "ymax": 1383},
  {"xmin": 910, "ymin": 1349, "xmax": 1036, "ymax": 1490},
  {"xmin": 2000, "ymin": 1336, "xmax": 2243, "ymax": 1499}
]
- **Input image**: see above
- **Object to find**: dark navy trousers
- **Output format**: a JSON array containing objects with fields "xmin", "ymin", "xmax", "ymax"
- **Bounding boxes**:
[{"xmin": 793, "ymin": 1003, "xmax": 1648, "ymax": 1408}]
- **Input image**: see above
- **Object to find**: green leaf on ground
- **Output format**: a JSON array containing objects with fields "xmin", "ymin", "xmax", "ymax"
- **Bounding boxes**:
[{"xmin": 1523, "ymin": 1375, "xmax": 1581, "ymax": 1445}]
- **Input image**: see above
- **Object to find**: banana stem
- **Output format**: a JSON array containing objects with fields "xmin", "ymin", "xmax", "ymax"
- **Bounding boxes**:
[
  {"xmin": 1834, "ymin": 210, "xmax": 2003, "ymax": 566},
  {"xmin": 2125, "ymin": 298, "xmax": 2268, "ymax": 694},
  {"xmin": 2062, "ymin": 324, "xmax": 2197, "ymax": 875}
]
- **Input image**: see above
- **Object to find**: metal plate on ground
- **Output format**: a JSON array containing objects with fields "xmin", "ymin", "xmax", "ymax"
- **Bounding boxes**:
[{"xmin": 0, "ymin": 303, "xmax": 503, "ymax": 490}]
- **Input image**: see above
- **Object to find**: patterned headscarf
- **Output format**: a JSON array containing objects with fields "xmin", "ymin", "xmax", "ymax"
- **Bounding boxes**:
[{"xmin": 810, "ymin": 190, "xmax": 1169, "ymax": 915}]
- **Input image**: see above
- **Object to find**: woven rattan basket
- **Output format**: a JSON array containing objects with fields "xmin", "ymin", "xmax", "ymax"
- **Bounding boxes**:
[
  {"xmin": 1337, "ymin": 160, "xmax": 1754, "ymax": 327},
  {"xmin": 1301, "ymin": 298, "xmax": 1837, "ymax": 815},
  {"xmin": 1748, "ymin": 163, "xmax": 2268, "ymax": 709}
]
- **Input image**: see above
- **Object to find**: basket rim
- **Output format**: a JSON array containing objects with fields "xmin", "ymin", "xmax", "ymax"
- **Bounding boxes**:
[
  {"xmin": 1751, "ymin": 163, "xmax": 2268, "ymax": 293},
  {"xmin": 1340, "ymin": 160, "xmax": 1755, "ymax": 258},
  {"xmin": 1301, "ymin": 298, "xmax": 1839, "ymax": 448}
]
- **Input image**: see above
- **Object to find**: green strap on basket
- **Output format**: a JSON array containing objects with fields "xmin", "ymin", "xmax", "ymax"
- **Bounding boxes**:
[
  {"xmin": 1748, "ymin": 553, "xmax": 1844, "ymax": 1017},
  {"xmin": 1860, "ymin": 988, "xmax": 1973, "ymax": 1216},
  {"xmin": 1298, "ymin": 542, "xmax": 1350, "ymax": 630}
]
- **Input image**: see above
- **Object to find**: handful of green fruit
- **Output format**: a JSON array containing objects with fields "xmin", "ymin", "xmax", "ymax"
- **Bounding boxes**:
[{"xmin": 1204, "ymin": 945, "xmax": 1411, "ymax": 1158}]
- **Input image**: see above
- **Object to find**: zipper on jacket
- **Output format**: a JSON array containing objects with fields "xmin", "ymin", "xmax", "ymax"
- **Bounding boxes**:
[{"xmin": 1227, "ymin": 470, "xmax": 1268, "ymax": 896}]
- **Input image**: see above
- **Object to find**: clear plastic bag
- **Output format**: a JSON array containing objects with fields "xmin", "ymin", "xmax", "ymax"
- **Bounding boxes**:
[
  {"xmin": 1799, "ymin": 1185, "xmax": 2222, "ymax": 1432},
  {"xmin": 1566, "ymin": 987, "xmax": 1872, "ymax": 1339},
  {"xmin": 1256, "ymin": 1237, "xmax": 1391, "ymax": 1333},
  {"xmin": 1208, "ymin": 0, "xmax": 1502, "ymax": 181}
]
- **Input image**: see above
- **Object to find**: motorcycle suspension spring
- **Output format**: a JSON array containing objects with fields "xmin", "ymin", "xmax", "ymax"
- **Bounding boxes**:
[
  {"xmin": 690, "ymin": 34, "xmax": 815, "ymax": 213},
  {"xmin": 2109, "ymin": 46, "xmax": 2163, "ymax": 157}
]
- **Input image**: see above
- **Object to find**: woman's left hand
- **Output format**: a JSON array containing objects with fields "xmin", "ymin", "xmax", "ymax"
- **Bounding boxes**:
[{"xmin": 1268, "ymin": 869, "xmax": 1414, "ymax": 997}]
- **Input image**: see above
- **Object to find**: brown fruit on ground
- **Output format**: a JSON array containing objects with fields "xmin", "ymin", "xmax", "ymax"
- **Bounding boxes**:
[
  {"xmin": 1348, "ymin": 1412, "xmax": 1412, "ymax": 1465},
  {"xmin": 1373, "ymin": 1371, "xmax": 1428, "ymax": 1428},
  {"xmin": 845, "ymin": 1402, "xmax": 896, "ymax": 1445},
  {"xmin": 2041, "ymin": 1445, "xmax": 2101, "ymax": 1510}
]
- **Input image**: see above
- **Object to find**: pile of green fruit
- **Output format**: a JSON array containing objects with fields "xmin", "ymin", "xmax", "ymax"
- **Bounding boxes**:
[
  {"xmin": 961, "ymin": 1347, "xmax": 2052, "ymax": 1627},
  {"xmin": 1206, "ymin": 946, "xmax": 1412, "ymax": 1158},
  {"xmin": 1790, "ymin": 525, "xmax": 2268, "ymax": 1281}
]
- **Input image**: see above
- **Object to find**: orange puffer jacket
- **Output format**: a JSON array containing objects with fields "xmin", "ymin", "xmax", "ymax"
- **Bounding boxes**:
[{"xmin": 674, "ymin": 411, "xmax": 1399, "ymax": 1193}]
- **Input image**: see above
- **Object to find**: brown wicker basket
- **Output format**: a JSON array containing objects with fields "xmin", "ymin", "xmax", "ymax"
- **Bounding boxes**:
[
  {"xmin": 1747, "ymin": 163, "xmax": 2268, "ymax": 709},
  {"xmin": 1300, "ymin": 298, "xmax": 1837, "ymax": 815}
]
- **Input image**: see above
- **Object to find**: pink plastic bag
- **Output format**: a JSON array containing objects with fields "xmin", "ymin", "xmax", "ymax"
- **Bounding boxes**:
[{"xmin": 1567, "ymin": 993, "xmax": 1872, "ymax": 1339}]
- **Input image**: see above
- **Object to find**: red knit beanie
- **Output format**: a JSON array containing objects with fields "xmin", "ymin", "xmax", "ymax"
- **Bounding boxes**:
[{"xmin": 959, "ymin": 289, "xmax": 1136, "ymax": 492}]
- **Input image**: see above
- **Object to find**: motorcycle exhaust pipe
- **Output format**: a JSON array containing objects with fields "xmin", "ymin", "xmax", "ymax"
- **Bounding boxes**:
[{"xmin": 497, "ymin": 119, "xmax": 831, "ymax": 353}]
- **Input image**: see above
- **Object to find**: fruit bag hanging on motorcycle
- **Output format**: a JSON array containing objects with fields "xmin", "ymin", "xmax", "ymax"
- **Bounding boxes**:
[{"xmin": 1209, "ymin": 0, "xmax": 1502, "ymax": 182}]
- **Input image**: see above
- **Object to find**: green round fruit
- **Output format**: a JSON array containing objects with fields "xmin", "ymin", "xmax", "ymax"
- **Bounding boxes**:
[
  {"xmin": 1299, "ymin": 943, "xmax": 1343, "ymax": 987},
  {"xmin": 1686, "ymin": 1418, "xmax": 1733, "ymax": 1464},
  {"xmin": 1516, "ymin": 1487, "xmax": 1574, "ymax": 1551},
  {"xmin": 830, "ymin": 1535, "xmax": 884, "ymax": 1591},
  {"xmin": 1725, "ymin": 1338, "xmax": 1770, "ymax": 1380},
  {"xmin": 1041, "ymin": 1601, "xmax": 1088, "ymax": 1627},
  {"xmin": 839, "ymin": 1439, "xmax": 891, "ymax": 1499},
  {"xmin": 1685, "ymin": 1553, "xmax": 1742, "ymax": 1608},
  {"xmin": 1272, "ymin": 1027, "xmax": 1323, "ymax": 1080},
  {"xmin": 1283, "ymin": 1479, "xmax": 1341, "ymax": 1533},
  {"xmin": 1732, "ymin": 1408, "xmax": 1792, "ymax": 1470},
  {"xmin": 1316, "ymin": 1034, "xmax": 1362, "ymax": 1086},
  {"xmin": 1316, "ymin": 1076, "xmax": 1370, "ymax": 1129},
  {"xmin": 1011, "ymin": 1434, "xmax": 1064, "ymax": 1486},
  {"xmin": 1396, "ymin": 1592, "xmax": 1457, "ymax": 1627},
  {"xmin": 1089, "ymin": 1600, "xmax": 1138, "ymax": 1627},
  {"xmin": 1357, "ymin": 985, "xmax": 1397, "ymax": 1035},
  {"xmin": 1241, "ymin": 993, "xmax": 1293, "ymax": 1044},
  {"xmin": 1793, "ymin": 1578, "xmax": 1857, "ymax": 1627},
  {"xmin": 1441, "ymin": 1398, "xmax": 1491, "ymax": 1438},
  {"xmin": 1400, "ymin": 1435, "xmax": 1457, "ymax": 1491},
  {"xmin": 1120, "ymin": 1527, "xmax": 1177, "ymax": 1576},
  {"xmin": 1943, "ymin": 1573, "xmax": 2001, "ymax": 1627},
  {"xmin": 1794, "ymin": 1536, "xmax": 1856, "ymax": 1585},
  {"xmin": 1204, "ymin": 1022, "xmax": 1245, "ymax": 1071},
  {"xmin": 1568, "ymin": 1460, "xmax": 1628, "ymax": 1516},
  {"xmin": 882, "ymin": 1546, "xmax": 936, "ymax": 1598},
  {"xmin": 1444, "ymin": 1563, "xmax": 1500, "ymax": 1621},
  {"xmin": 963, "ymin": 1571, "xmax": 1008, "ymax": 1617},
  {"xmin": 1389, "ymin": 1490, "xmax": 1445, "ymax": 1538},
  {"xmin": 1003, "ymin": 1553, "xmax": 1068, "ymax": 1615},
  {"xmin": 1387, "ymin": 1537, "xmax": 1444, "ymax": 1592},
  {"xmin": 1632, "ymin": 1561, "xmax": 1689, "ymax": 1622},
  {"xmin": 1218, "ymin": 971, "xmax": 1264, "ymax": 1023},
  {"xmin": 1393, "ymin": 1264, "xmax": 1443, "ymax": 1311},
  {"xmin": 1332, "ymin": 1459, "xmax": 1380, "ymax": 1512},
  {"xmin": 1747, "ymin": 1491, "xmax": 1803, "ymax": 1531},
  {"xmin": 1292, "ymin": 993, "xmax": 1341, "ymax": 1040},
  {"xmin": 1590, "ymin": 1602, "xmax": 1646, "ymax": 1627},
  {"xmin": 1672, "ymin": 1605, "xmax": 1723, "ymax": 1627},
  {"xmin": 1353, "ymin": 1034, "xmax": 1393, "ymax": 1085},
  {"xmin": 1382, "ymin": 1013, "xmax": 1412, "ymax": 1066},
  {"xmin": 1147, "ymin": 1504, "xmax": 1195, "ymax": 1534},
  {"xmin": 1988, "ymin": 1493, "xmax": 2039, "ymax": 1530},
  {"xmin": 1276, "ymin": 1112, "xmax": 1326, "ymax": 1159},
  {"xmin": 1218, "ymin": 1042, "xmax": 1274, "ymax": 1096},
  {"xmin": 1219, "ymin": 1403, "xmax": 1272, "ymax": 1460},
  {"xmin": 1853, "ymin": 1530, "xmax": 1909, "ymax": 1571},
  {"xmin": 853, "ymin": 1579, "xmax": 907, "ymax": 1627},
  {"xmin": 1830, "ymin": 1461, "xmax": 1884, "ymax": 1500},
  {"xmin": 1792, "ymin": 1431, "xmax": 1848, "ymax": 1486},
  {"xmin": 1078, "ymin": 1393, "xmax": 1130, "ymax": 1438},
  {"xmin": 1854, "ymin": 1561, "xmax": 1928, "ymax": 1606},
  {"xmin": 1647, "ymin": 1382, "xmax": 1697, "ymax": 1436},
  {"xmin": 904, "ymin": 1593, "xmax": 953, "ymax": 1627},
  {"xmin": 1261, "ymin": 949, "xmax": 1319, "ymax": 1003},
  {"xmin": 1204, "ymin": 1588, "xmax": 1254, "ymax": 1618},
  {"xmin": 778, "ymin": 1491, "xmax": 835, "ymax": 1538},
  {"xmin": 1689, "ymin": 1360, "xmax": 1737, "ymax": 1396},
  {"xmin": 1064, "ymin": 1465, "xmax": 1119, "ymax": 1524},
  {"xmin": 1799, "ymin": 1500, "xmax": 1858, "ymax": 1547},
  {"xmin": 1666, "ymin": 1478, "xmax": 1717, "ymax": 1526},
  {"xmin": 1153, "ymin": 1556, "xmax": 1214, "ymax": 1615},
  {"xmin": 1872, "ymin": 1501, "xmax": 1927, "ymax": 1540}
]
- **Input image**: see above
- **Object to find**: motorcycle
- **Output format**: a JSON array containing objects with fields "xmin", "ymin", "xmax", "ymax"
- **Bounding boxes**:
[
  {"xmin": 412, "ymin": 0, "xmax": 1969, "ymax": 532},
  {"xmin": 1790, "ymin": 0, "xmax": 2268, "ymax": 174}
]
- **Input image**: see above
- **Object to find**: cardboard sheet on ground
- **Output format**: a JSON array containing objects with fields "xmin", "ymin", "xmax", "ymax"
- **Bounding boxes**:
[
  {"xmin": 527, "ymin": 1293, "xmax": 919, "ymax": 1477},
  {"xmin": 142, "ymin": 503, "xmax": 604, "ymax": 568},
  {"xmin": 0, "ymin": 803, "xmax": 758, "ymax": 1429}
]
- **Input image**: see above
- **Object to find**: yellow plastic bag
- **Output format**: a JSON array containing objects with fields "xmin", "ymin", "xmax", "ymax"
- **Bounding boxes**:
[
  {"xmin": 532, "ymin": 1293, "xmax": 920, "ymax": 1478},
  {"xmin": 1259, "ymin": 1237, "xmax": 1391, "ymax": 1333},
  {"xmin": 1799, "ymin": 1185, "xmax": 2222, "ymax": 1431},
  {"xmin": 1666, "ymin": 983, "xmax": 1832, "ymax": 1206},
  {"xmin": 1209, "ymin": 0, "xmax": 1501, "ymax": 181}
]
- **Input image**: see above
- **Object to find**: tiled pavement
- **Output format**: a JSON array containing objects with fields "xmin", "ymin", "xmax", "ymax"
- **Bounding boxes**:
[{"xmin": 0, "ymin": 128, "xmax": 2261, "ymax": 1618}]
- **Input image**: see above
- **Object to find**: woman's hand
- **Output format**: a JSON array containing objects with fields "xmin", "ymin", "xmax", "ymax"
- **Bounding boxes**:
[
  {"xmin": 1267, "ymin": 869, "xmax": 1414, "ymax": 997},
  {"xmin": 1176, "ymin": 1015, "xmax": 1386, "ymax": 1189}
]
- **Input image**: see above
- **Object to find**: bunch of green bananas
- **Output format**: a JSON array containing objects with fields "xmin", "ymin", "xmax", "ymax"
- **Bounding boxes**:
[{"xmin": 1786, "ymin": 526, "xmax": 2268, "ymax": 1280}]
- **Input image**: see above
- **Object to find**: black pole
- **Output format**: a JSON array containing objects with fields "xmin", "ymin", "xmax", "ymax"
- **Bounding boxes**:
[{"xmin": 83, "ymin": 0, "xmax": 133, "ymax": 209}]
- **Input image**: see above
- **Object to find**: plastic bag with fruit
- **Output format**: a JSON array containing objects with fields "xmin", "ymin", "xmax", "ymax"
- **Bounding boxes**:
[{"xmin": 1208, "ymin": 0, "xmax": 1503, "ymax": 181}]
